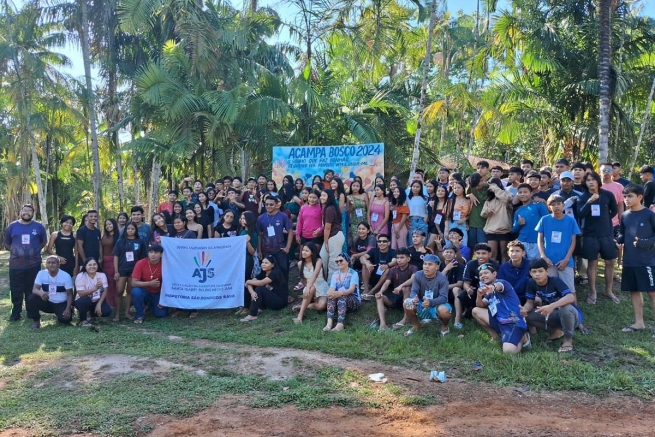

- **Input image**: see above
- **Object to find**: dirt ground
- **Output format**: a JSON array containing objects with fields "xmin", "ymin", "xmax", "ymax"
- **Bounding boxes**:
[{"xmin": 3, "ymin": 334, "xmax": 655, "ymax": 437}]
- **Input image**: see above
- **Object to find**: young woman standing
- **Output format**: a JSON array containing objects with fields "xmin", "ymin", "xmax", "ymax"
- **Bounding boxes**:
[
  {"xmin": 347, "ymin": 179, "xmax": 369, "ymax": 249},
  {"xmin": 368, "ymin": 184, "xmax": 390, "ymax": 238},
  {"xmin": 319, "ymin": 189, "xmax": 345, "ymax": 280},
  {"xmin": 112, "ymin": 222, "xmax": 147, "ymax": 321}
]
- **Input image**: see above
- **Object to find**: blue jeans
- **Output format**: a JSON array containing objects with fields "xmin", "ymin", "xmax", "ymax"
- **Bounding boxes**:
[
  {"xmin": 467, "ymin": 227, "xmax": 487, "ymax": 249},
  {"xmin": 408, "ymin": 217, "xmax": 428, "ymax": 246},
  {"xmin": 131, "ymin": 287, "xmax": 168, "ymax": 319}
]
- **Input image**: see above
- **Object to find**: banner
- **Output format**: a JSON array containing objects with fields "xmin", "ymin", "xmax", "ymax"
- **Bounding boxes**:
[
  {"xmin": 272, "ymin": 143, "xmax": 384, "ymax": 190},
  {"xmin": 160, "ymin": 236, "xmax": 246, "ymax": 309}
]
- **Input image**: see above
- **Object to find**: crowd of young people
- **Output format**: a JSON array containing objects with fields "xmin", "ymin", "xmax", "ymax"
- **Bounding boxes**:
[{"xmin": 5, "ymin": 160, "xmax": 655, "ymax": 354}]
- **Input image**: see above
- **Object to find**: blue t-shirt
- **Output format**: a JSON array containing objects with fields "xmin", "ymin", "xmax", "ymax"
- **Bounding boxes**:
[
  {"xmin": 329, "ymin": 268, "xmax": 360, "ymax": 302},
  {"xmin": 497, "ymin": 259, "xmax": 531, "ymax": 300},
  {"xmin": 5, "ymin": 220, "xmax": 48, "ymax": 269},
  {"xmin": 256, "ymin": 212, "xmax": 293, "ymax": 254},
  {"xmin": 535, "ymin": 214, "xmax": 580, "ymax": 267},
  {"xmin": 512, "ymin": 202, "xmax": 549, "ymax": 243},
  {"xmin": 482, "ymin": 279, "xmax": 526, "ymax": 329}
]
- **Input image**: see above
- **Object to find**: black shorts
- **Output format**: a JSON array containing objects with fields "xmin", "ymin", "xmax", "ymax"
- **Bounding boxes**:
[
  {"xmin": 613, "ymin": 225, "xmax": 620, "ymax": 239},
  {"xmin": 457, "ymin": 289, "xmax": 477, "ymax": 310},
  {"xmin": 485, "ymin": 232, "xmax": 512, "ymax": 242},
  {"xmin": 621, "ymin": 266, "xmax": 655, "ymax": 292},
  {"xmin": 581, "ymin": 235, "xmax": 617, "ymax": 261},
  {"xmin": 383, "ymin": 291, "xmax": 404, "ymax": 308}
]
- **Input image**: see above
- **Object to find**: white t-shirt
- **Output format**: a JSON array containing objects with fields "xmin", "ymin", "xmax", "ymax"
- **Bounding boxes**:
[
  {"xmin": 75, "ymin": 272, "xmax": 109, "ymax": 302},
  {"xmin": 35, "ymin": 269, "xmax": 73, "ymax": 304}
]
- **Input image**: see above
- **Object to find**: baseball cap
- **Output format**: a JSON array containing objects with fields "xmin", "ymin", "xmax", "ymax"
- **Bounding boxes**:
[{"xmin": 559, "ymin": 171, "xmax": 574, "ymax": 180}]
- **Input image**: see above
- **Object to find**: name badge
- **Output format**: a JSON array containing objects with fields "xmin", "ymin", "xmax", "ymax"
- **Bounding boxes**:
[
  {"xmin": 424, "ymin": 290, "xmax": 434, "ymax": 300},
  {"xmin": 92, "ymin": 290, "xmax": 101, "ymax": 300},
  {"xmin": 452, "ymin": 210, "xmax": 461, "ymax": 221},
  {"xmin": 434, "ymin": 214, "xmax": 442, "ymax": 225},
  {"xmin": 355, "ymin": 208, "xmax": 363, "ymax": 218},
  {"xmin": 392, "ymin": 210, "xmax": 398, "ymax": 220},
  {"xmin": 551, "ymin": 231, "xmax": 562, "ymax": 244},
  {"xmin": 48, "ymin": 284, "xmax": 57, "ymax": 294},
  {"xmin": 591, "ymin": 205, "xmax": 601, "ymax": 217},
  {"xmin": 489, "ymin": 298, "xmax": 498, "ymax": 316},
  {"xmin": 371, "ymin": 213, "xmax": 379, "ymax": 222},
  {"xmin": 267, "ymin": 225, "xmax": 276, "ymax": 237},
  {"xmin": 125, "ymin": 251, "xmax": 134, "ymax": 262},
  {"xmin": 376, "ymin": 265, "xmax": 385, "ymax": 276},
  {"xmin": 21, "ymin": 234, "xmax": 30, "ymax": 244}
]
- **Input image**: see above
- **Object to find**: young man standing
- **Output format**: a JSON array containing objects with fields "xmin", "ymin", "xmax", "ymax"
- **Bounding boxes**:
[
  {"xmin": 476, "ymin": 161, "xmax": 490, "ymax": 183},
  {"xmin": 497, "ymin": 240, "xmax": 531, "ymax": 304},
  {"xmin": 25, "ymin": 255, "xmax": 74, "ymax": 329},
  {"xmin": 512, "ymin": 183, "xmax": 549, "ymax": 260},
  {"xmin": 402, "ymin": 254, "xmax": 451, "ymax": 336},
  {"xmin": 4, "ymin": 204, "xmax": 48, "ymax": 321},
  {"xmin": 131, "ymin": 244, "xmax": 168, "ymax": 324},
  {"xmin": 538, "ymin": 170, "xmax": 553, "ymax": 200},
  {"xmin": 577, "ymin": 171, "xmax": 619, "ymax": 304},
  {"xmin": 571, "ymin": 162, "xmax": 587, "ymax": 192},
  {"xmin": 129, "ymin": 206, "xmax": 151, "ymax": 241},
  {"xmin": 612, "ymin": 162, "xmax": 631, "ymax": 186},
  {"xmin": 76, "ymin": 209, "xmax": 102, "ymax": 267},
  {"xmin": 472, "ymin": 263, "xmax": 529, "ymax": 354},
  {"xmin": 520, "ymin": 159, "xmax": 534, "ymax": 175},
  {"xmin": 158, "ymin": 190, "xmax": 178, "ymax": 215},
  {"xmin": 551, "ymin": 158, "xmax": 570, "ymax": 190},
  {"xmin": 180, "ymin": 186, "xmax": 194, "ymax": 209},
  {"xmin": 523, "ymin": 258, "xmax": 581, "ymax": 353},
  {"xmin": 454, "ymin": 243, "xmax": 499, "ymax": 329},
  {"xmin": 437, "ymin": 167, "xmax": 451, "ymax": 190},
  {"xmin": 618, "ymin": 185, "xmax": 655, "ymax": 332},
  {"xmin": 375, "ymin": 248, "xmax": 417, "ymax": 331},
  {"xmin": 505, "ymin": 166, "xmax": 524, "ymax": 197},
  {"xmin": 536, "ymin": 195, "xmax": 580, "ymax": 292},
  {"xmin": 491, "ymin": 166, "xmax": 506, "ymax": 187},
  {"xmin": 257, "ymin": 195, "xmax": 294, "ymax": 285},
  {"xmin": 639, "ymin": 165, "xmax": 655, "ymax": 209}
]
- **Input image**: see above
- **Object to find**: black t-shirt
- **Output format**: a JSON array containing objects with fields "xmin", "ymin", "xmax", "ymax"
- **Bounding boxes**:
[
  {"xmin": 578, "ymin": 189, "xmax": 617, "ymax": 237},
  {"xmin": 463, "ymin": 259, "xmax": 500, "ymax": 289},
  {"xmin": 77, "ymin": 225, "xmax": 101, "ymax": 260},
  {"xmin": 618, "ymin": 208, "xmax": 655, "ymax": 267},
  {"xmin": 644, "ymin": 181, "xmax": 655, "ymax": 208},
  {"xmin": 256, "ymin": 269, "xmax": 287, "ymax": 299},
  {"xmin": 350, "ymin": 235, "xmax": 376, "ymax": 255},
  {"xmin": 113, "ymin": 237, "xmax": 148, "ymax": 274},
  {"xmin": 215, "ymin": 224, "xmax": 238, "ymax": 238},
  {"xmin": 366, "ymin": 248, "xmax": 396, "ymax": 268},
  {"xmin": 534, "ymin": 189, "xmax": 551, "ymax": 202},
  {"xmin": 525, "ymin": 276, "xmax": 572, "ymax": 304},
  {"xmin": 441, "ymin": 262, "xmax": 465, "ymax": 285},
  {"xmin": 407, "ymin": 246, "xmax": 433, "ymax": 270}
]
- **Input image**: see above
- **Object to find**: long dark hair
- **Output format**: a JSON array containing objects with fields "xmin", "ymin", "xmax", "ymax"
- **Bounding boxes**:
[
  {"xmin": 119, "ymin": 222, "xmax": 138, "ymax": 240},
  {"xmin": 390, "ymin": 186, "xmax": 407, "ymax": 206},
  {"xmin": 303, "ymin": 241, "xmax": 321, "ymax": 269},
  {"xmin": 487, "ymin": 178, "xmax": 504, "ymax": 201},
  {"xmin": 279, "ymin": 183, "xmax": 296, "ymax": 205},
  {"xmin": 331, "ymin": 177, "xmax": 346, "ymax": 197},
  {"xmin": 444, "ymin": 180, "xmax": 467, "ymax": 219},
  {"xmin": 240, "ymin": 211, "xmax": 256, "ymax": 234},
  {"xmin": 321, "ymin": 188, "xmax": 341, "ymax": 224},
  {"xmin": 103, "ymin": 218, "xmax": 119, "ymax": 245},
  {"xmin": 351, "ymin": 177, "xmax": 365, "ymax": 195},
  {"xmin": 408, "ymin": 180, "xmax": 427, "ymax": 200}
]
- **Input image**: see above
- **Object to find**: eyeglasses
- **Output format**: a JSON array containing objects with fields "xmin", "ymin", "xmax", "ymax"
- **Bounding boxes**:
[
  {"xmin": 336, "ymin": 259, "xmax": 345, "ymax": 263},
  {"xmin": 601, "ymin": 169, "xmax": 613, "ymax": 173}
]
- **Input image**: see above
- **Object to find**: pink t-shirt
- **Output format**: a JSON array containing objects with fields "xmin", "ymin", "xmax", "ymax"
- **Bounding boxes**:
[
  {"xmin": 602, "ymin": 181, "xmax": 625, "ymax": 227},
  {"xmin": 296, "ymin": 204, "xmax": 323, "ymax": 239}
]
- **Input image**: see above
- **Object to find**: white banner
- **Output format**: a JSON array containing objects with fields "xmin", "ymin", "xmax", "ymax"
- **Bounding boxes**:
[{"xmin": 160, "ymin": 236, "xmax": 246, "ymax": 309}]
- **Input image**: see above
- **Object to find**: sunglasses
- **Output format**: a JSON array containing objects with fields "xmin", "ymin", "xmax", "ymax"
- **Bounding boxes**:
[
  {"xmin": 601, "ymin": 169, "xmax": 613, "ymax": 173},
  {"xmin": 478, "ymin": 263, "xmax": 494, "ymax": 272},
  {"xmin": 336, "ymin": 259, "xmax": 346, "ymax": 264},
  {"xmin": 378, "ymin": 239, "xmax": 389, "ymax": 243}
]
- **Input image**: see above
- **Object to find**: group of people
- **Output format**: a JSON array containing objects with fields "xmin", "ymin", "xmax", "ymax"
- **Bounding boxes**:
[{"xmin": 5, "ymin": 160, "xmax": 655, "ymax": 354}]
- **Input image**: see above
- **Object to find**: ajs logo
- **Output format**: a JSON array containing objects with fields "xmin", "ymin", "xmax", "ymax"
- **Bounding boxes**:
[{"xmin": 192, "ymin": 251, "xmax": 215, "ymax": 283}]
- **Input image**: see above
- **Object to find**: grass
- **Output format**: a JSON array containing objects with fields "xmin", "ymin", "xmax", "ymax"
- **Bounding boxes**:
[{"xmin": 2, "ymin": 252, "xmax": 655, "ymax": 435}]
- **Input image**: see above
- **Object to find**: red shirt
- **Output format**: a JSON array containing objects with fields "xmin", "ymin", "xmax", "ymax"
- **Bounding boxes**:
[
  {"xmin": 131, "ymin": 258, "xmax": 163, "ymax": 293},
  {"xmin": 158, "ymin": 202, "xmax": 174, "ymax": 215}
]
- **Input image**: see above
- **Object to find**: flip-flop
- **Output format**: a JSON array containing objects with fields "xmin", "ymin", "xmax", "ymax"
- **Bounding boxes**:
[
  {"xmin": 622, "ymin": 325, "xmax": 645, "ymax": 332},
  {"xmin": 361, "ymin": 294, "xmax": 372, "ymax": 301},
  {"xmin": 404, "ymin": 328, "xmax": 415, "ymax": 337},
  {"xmin": 189, "ymin": 311, "xmax": 198, "ymax": 319},
  {"xmin": 578, "ymin": 276, "xmax": 589, "ymax": 285},
  {"xmin": 292, "ymin": 318, "xmax": 302, "ymax": 325},
  {"xmin": 133, "ymin": 318, "xmax": 144, "ymax": 324},
  {"xmin": 293, "ymin": 282, "xmax": 305, "ymax": 291},
  {"xmin": 392, "ymin": 322, "xmax": 405, "ymax": 330},
  {"xmin": 291, "ymin": 303, "xmax": 302, "ymax": 312},
  {"xmin": 586, "ymin": 296, "xmax": 597, "ymax": 305},
  {"xmin": 604, "ymin": 294, "xmax": 620, "ymax": 305},
  {"xmin": 558, "ymin": 345, "xmax": 574, "ymax": 353},
  {"xmin": 440, "ymin": 329, "xmax": 450, "ymax": 336}
]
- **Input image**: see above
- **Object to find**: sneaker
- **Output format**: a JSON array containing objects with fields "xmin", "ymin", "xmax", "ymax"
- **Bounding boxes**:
[
  {"xmin": 7, "ymin": 315, "xmax": 21, "ymax": 322},
  {"xmin": 30, "ymin": 321, "xmax": 41, "ymax": 330}
]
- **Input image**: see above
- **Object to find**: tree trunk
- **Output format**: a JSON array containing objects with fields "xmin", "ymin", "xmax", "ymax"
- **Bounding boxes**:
[
  {"xmin": 409, "ymin": 0, "xmax": 438, "ymax": 177},
  {"xmin": 149, "ymin": 158, "xmax": 161, "ymax": 218},
  {"xmin": 597, "ymin": 0, "xmax": 612, "ymax": 165},
  {"xmin": 79, "ymin": 0, "xmax": 103, "ymax": 211},
  {"xmin": 116, "ymin": 148, "xmax": 125, "ymax": 211},
  {"xmin": 134, "ymin": 162, "xmax": 141, "ymax": 207},
  {"xmin": 628, "ymin": 75, "xmax": 655, "ymax": 180}
]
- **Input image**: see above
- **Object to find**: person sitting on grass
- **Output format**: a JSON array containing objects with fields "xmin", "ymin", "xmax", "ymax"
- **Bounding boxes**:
[
  {"xmin": 293, "ymin": 242, "xmax": 328, "ymax": 324},
  {"xmin": 26, "ymin": 255, "xmax": 74, "ymax": 329},
  {"xmin": 497, "ymin": 240, "xmax": 531, "ymax": 304},
  {"xmin": 439, "ymin": 245, "xmax": 465, "ymax": 308},
  {"xmin": 522, "ymin": 258, "xmax": 582, "ymax": 353},
  {"xmin": 402, "ymin": 254, "xmax": 451, "ymax": 337},
  {"xmin": 375, "ymin": 248, "xmax": 417, "ymax": 331},
  {"xmin": 74, "ymin": 257, "xmax": 112, "ymax": 326},
  {"xmin": 131, "ymin": 244, "xmax": 168, "ymax": 324},
  {"xmin": 454, "ymin": 243, "xmax": 499, "ymax": 330},
  {"xmin": 241, "ymin": 255, "xmax": 288, "ymax": 323},
  {"xmin": 472, "ymin": 263, "xmax": 531, "ymax": 354},
  {"xmin": 617, "ymin": 184, "xmax": 655, "ymax": 333},
  {"xmin": 435, "ymin": 228, "xmax": 470, "ymax": 261},
  {"xmin": 360, "ymin": 235, "xmax": 397, "ymax": 299},
  {"xmin": 323, "ymin": 253, "xmax": 361, "ymax": 332}
]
